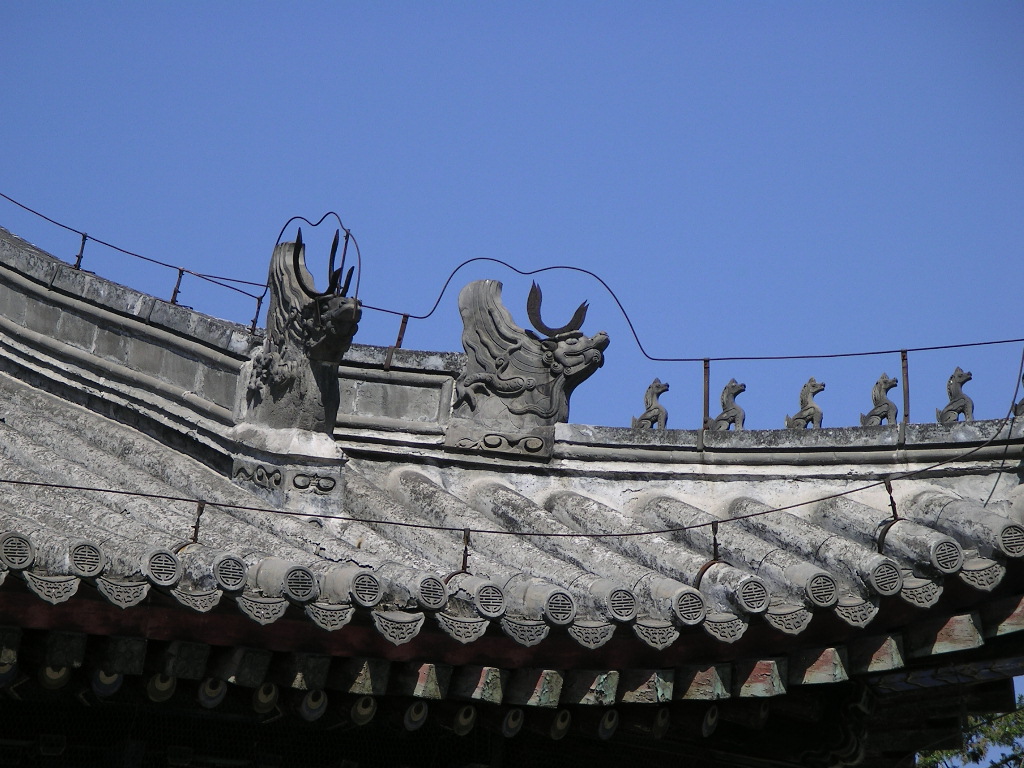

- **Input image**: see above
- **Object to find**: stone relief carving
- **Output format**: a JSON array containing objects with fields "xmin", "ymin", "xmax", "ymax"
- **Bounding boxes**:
[
  {"xmin": 171, "ymin": 588, "xmax": 222, "ymax": 613},
  {"xmin": 709, "ymin": 379, "xmax": 746, "ymax": 431},
  {"xmin": 632, "ymin": 620, "xmax": 679, "ymax": 650},
  {"xmin": 241, "ymin": 230, "xmax": 361, "ymax": 434},
  {"xmin": 236, "ymin": 594, "xmax": 289, "ymax": 625},
  {"xmin": 785, "ymin": 377, "xmax": 825, "ymax": 429},
  {"xmin": 23, "ymin": 572, "xmax": 79, "ymax": 605},
  {"xmin": 435, "ymin": 613, "xmax": 489, "ymax": 644},
  {"xmin": 97, "ymin": 578, "xmax": 150, "ymax": 609},
  {"xmin": 860, "ymin": 373, "xmax": 898, "ymax": 426},
  {"xmin": 305, "ymin": 602, "xmax": 354, "ymax": 631},
  {"xmin": 631, "ymin": 378, "xmax": 669, "ymax": 430},
  {"xmin": 1015, "ymin": 374, "xmax": 1024, "ymax": 417},
  {"xmin": 959, "ymin": 560, "xmax": 1005, "ymax": 591},
  {"xmin": 936, "ymin": 367, "xmax": 974, "ymax": 424},
  {"xmin": 372, "ymin": 611, "xmax": 425, "ymax": 646},
  {"xmin": 834, "ymin": 598, "xmax": 878, "ymax": 628},
  {"xmin": 764, "ymin": 604, "xmax": 812, "ymax": 634},
  {"xmin": 703, "ymin": 614, "xmax": 746, "ymax": 643},
  {"xmin": 567, "ymin": 621, "xmax": 616, "ymax": 649},
  {"xmin": 233, "ymin": 462, "xmax": 283, "ymax": 490},
  {"xmin": 292, "ymin": 473, "xmax": 337, "ymax": 494},
  {"xmin": 500, "ymin": 617, "xmax": 550, "ymax": 647},
  {"xmin": 900, "ymin": 578, "xmax": 941, "ymax": 608},
  {"xmin": 447, "ymin": 280, "xmax": 609, "ymax": 457}
]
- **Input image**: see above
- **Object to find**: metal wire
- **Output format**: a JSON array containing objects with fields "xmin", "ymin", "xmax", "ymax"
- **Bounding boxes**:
[{"xmin": 4, "ymin": 191, "xmax": 1022, "ymax": 363}]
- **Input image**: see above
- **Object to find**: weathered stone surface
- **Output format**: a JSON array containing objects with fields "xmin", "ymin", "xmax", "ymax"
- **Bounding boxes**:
[
  {"xmin": 562, "ymin": 670, "xmax": 619, "ymax": 706},
  {"xmin": 789, "ymin": 647, "xmax": 849, "ymax": 685},
  {"xmin": 618, "ymin": 669, "xmax": 673, "ymax": 704},
  {"xmin": 632, "ymin": 379, "xmax": 668, "ymax": 430},
  {"xmin": 906, "ymin": 613, "xmax": 984, "ymax": 658},
  {"xmin": 676, "ymin": 664, "xmax": 731, "ymax": 700},
  {"xmin": 447, "ymin": 280, "xmax": 608, "ymax": 458},
  {"xmin": 238, "ymin": 237, "xmax": 360, "ymax": 434},
  {"xmin": 328, "ymin": 658, "xmax": 389, "ymax": 696},
  {"xmin": 849, "ymin": 634, "xmax": 905, "ymax": 674},
  {"xmin": 450, "ymin": 666, "xmax": 508, "ymax": 704},
  {"xmin": 392, "ymin": 662, "xmax": 452, "ymax": 700},
  {"xmin": 506, "ymin": 668, "xmax": 564, "ymax": 708},
  {"xmin": 734, "ymin": 659, "xmax": 787, "ymax": 697}
]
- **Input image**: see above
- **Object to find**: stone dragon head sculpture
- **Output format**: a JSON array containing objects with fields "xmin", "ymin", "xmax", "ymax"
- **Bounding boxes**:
[
  {"xmin": 243, "ymin": 229, "xmax": 361, "ymax": 433},
  {"xmin": 453, "ymin": 280, "xmax": 608, "ymax": 428}
]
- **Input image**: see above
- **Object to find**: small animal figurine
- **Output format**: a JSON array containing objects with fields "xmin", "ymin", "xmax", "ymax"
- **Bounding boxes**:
[
  {"xmin": 936, "ymin": 367, "xmax": 973, "ymax": 424},
  {"xmin": 709, "ymin": 379, "xmax": 746, "ymax": 431},
  {"xmin": 632, "ymin": 378, "xmax": 669, "ymax": 430},
  {"xmin": 860, "ymin": 373, "xmax": 898, "ymax": 426},
  {"xmin": 786, "ymin": 377, "xmax": 825, "ymax": 429}
]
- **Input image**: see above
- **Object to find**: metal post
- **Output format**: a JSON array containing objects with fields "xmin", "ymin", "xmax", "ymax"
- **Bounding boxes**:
[
  {"xmin": 899, "ymin": 350, "xmax": 910, "ymax": 446},
  {"xmin": 383, "ymin": 314, "xmax": 410, "ymax": 371},
  {"xmin": 698, "ymin": 359, "xmax": 710, "ymax": 451},
  {"xmin": 249, "ymin": 294, "xmax": 264, "ymax": 335},
  {"xmin": 170, "ymin": 269, "xmax": 185, "ymax": 305},
  {"xmin": 73, "ymin": 233, "xmax": 87, "ymax": 270}
]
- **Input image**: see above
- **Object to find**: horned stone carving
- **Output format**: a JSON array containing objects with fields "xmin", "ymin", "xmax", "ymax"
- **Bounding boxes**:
[
  {"xmin": 632, "ymin": 378, "xmax": 669, "ymax": 430},
  {"xmin": 860, "ymin": 373, "xmax": 898, "ymax": 426},
  {"xmin": 936, "ymin": 367, "xmax": 973, "ymax": 424},
  {"xmin": 241, "ymin": 230, "xmax": 360, "ymax": 434},
  {"xmin": 709, "ymin": 379, "xmax": 746, "ymax": 431},
  {"xmin": 785, "ymin": 377, "xmax": 825, "ymax": 429},
  {"xmin": 447, "ymin": 280, "xmax": 609, "ymax": 457}
]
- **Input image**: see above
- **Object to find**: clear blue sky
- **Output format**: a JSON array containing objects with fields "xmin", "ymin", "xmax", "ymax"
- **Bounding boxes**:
[{"xmin": 3, "ymin": 3, "xmax": 1022, "ymax": 429}]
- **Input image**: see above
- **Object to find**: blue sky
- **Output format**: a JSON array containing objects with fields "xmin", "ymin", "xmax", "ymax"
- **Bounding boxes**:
[{"xmin": 3, "ymin": 3, "xmax": 1022, "ymax": 429}]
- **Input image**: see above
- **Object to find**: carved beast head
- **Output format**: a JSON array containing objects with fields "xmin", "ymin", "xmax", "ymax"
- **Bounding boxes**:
[
  {"xmin": 266, "ymin": 237, "xmax": 361, "ymax": 362},
  {"xmin": 803, "ymin": 377, "xmax": 826, "ymax": 396},
  {"xmin": 875, "ymin": 373, "xmax": 898, "ymax": 393},
  {"xmin": 949, "ymin": 367, "xmax": 972, "ymax": 385},
  {"xmin": 539, "ymin": 330, "xmax": 610, "ymax": 383},
  {"xmin": 724, "ymin": 378, "xmax": 746, "ymax": 397}
]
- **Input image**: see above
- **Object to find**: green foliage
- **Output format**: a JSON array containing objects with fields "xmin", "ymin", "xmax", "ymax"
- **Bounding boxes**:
[{"xmin": 918, "ymin": 696, "xmax": 1024, "ymax": 768}]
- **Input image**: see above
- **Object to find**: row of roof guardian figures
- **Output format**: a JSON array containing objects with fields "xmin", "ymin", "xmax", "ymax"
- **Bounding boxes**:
[
  {"xmin": 233, "ymin": 237, "xmax": 983, "ymax": 447},
  {"xmin": 632, "ymin": 367, "xmax": 979, "ymax": 430}
]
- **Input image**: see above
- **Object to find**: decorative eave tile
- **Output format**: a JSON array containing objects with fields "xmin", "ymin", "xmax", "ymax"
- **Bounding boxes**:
[
  {"xmin": 959, "ymin": 558, "xmax": 1006, "ymax": 592},
  {"xmin": 703, "ymin": 613, "xmax": 747, "ymax": 643},
  {"xmin": 171, "ymin": 587, "xmax": 222, "ymax": 613},
  {"xmin": 500, "ymin": 618, "xmax": 549, "ymax": 647},
  {"xmin": 236, "ymin": 594, "xmax": 289, "ymax": 625},
  {"xmin": 764, "ymin": 603, "xmax": 812, "ymax": 635},
  {"xmin": 24, "ymin": 572, "xmax": 79, "ymax": 605},
  {"xmin": 568, "ymin": 621, "xmax": 615, "ymax": 649},
  {"xmin": 834, "ymin": 597, "xmax": 879, "ymax": 628},
  {"xmin": 97, "ymin": 577, "xmax": 150, "ymax": 609},
  {"xmin": 372, "ymin": 611, "xmax": 425, "ymax": 645},
  {"xmin": 633, "ymin": 619, "xmax": 679, "ymax": 650},
  {"xmin": 305, "ymin": 602, "xmax": 354, "ymax": 631},
  {"xmin": 435, "ymin": 613, "xmax": 489, "ymax": 645}
]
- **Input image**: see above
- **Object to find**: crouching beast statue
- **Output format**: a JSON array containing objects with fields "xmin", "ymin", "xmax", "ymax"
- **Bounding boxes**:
[
  {"xmin": 447, "ymin": 280, "xmax": 609, "ymax": 457},
  {"xmin": 241, "ymin": 229, "xmax": 361, "ymax": 434}
]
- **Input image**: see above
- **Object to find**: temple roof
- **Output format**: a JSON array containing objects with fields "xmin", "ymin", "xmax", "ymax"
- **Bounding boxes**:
[{"xmin": 0, "ymin": 225, "xmax": 1021, "ymax": 767}]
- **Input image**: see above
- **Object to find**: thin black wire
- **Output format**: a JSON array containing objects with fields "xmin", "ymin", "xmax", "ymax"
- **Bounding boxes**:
[
  {"xmin": 359, "ymin": 254, "xmax": 1024, "ymax": 363},
  {"xmin": 0, "ymin": 348, "xmax": 1020, "ymax": 541},
  {"xmin": 0, "ymin": 191, "xmax": 262, "ymax": 299},
  {"xmin": 4, "ymin": 191, "xmax": 1023, "ymax": 363},
  {"xmin": 269, "ymin": 212, "xmax": 363, "ymax": 300}
]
